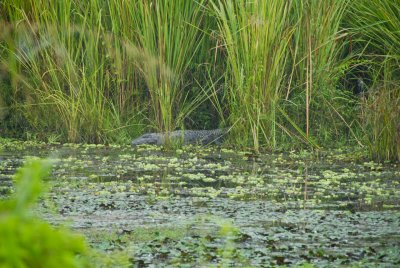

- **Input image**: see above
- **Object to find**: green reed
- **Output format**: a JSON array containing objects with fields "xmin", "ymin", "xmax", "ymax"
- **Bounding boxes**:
[
  {"xmin": 347, "ymin": 0, "xmax": 400, "ymax": 161},
  {"xmin": 129, "ymin": 0, "xmax": 208, "ymax": 138},
  {"xmin": 211, "ymin": 0, "xmax": 294, "ymax": 150},
  {"xmin": 0, "ymin": 0, "xmax": 398, "ymax": 160},
  {"xmin": 287, "ymin": 0, "xmax": 349, "ymax": 144},
  {"xmin": 0, "ymin": 0, "xmax": 145, "ymax": 143},
  {"xmin": 355, "ymin": 59, "xmax": 400, "ymax": 162}
]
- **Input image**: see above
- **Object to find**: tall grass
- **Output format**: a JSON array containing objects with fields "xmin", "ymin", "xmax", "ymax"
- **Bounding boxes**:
[
  {"xmin": 211, "ymin": 0, "xmax": 350, "ymax": 150},
  {"xmin": 0, "ymin": 1, "xmax": 145, "ymax": 143},
  {"xmin": 359, "ymin": 61, "xmax": 400, "ymax": 161},
  {"xmin": 347, "ymin": 0, "xmax": 400, "ymax": 161},
  {"xmin": 347, "ymin": 0, "xmax": 400, "ymax": 59},
  {"xmin": 211, "ymin": 0, "xmax": 294, "ymax": 150},
  {"xmin": 0, "ymin": 0, "xmax": 211, "ymax": 143},
  {"xmin": 287, "ymin": 0, "xmax": 349, "ymax": 143},
  {"xmin": 0, "ymin": 0, "xmax": 398, "ymax": 160},
  {"xmin": 129, "ymin": 0, "xmax": 208, "ymax": 137}
]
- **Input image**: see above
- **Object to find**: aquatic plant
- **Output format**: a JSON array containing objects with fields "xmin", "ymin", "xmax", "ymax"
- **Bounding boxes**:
[{"xmin": 1, "ymin": 140, "xmax": 399, "ymax": 266}]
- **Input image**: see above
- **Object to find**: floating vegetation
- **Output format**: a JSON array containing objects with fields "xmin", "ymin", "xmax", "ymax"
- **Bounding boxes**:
[{"xmin": 0, "ymin": 139, "xmax": 399, "ymax": 266}]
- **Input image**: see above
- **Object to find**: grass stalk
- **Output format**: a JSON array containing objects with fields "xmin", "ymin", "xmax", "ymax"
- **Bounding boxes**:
[
  {"xmin": 0, "ymin": 0, "xmax": 146, "ymax": 143},
  {"xmin": 288, "ymin": 0, "xmax": 349, "ymax": 145},
  {"xmin": 211, "ymin": 0, "xmax": 294, "ymax": 150},
  {"xmin": 347, "ymin": 0, "xmax": 400, "ymax": 161},
  {"xmin": 129, "ymin": 0, "xmax": 207, "ymax": 138}
]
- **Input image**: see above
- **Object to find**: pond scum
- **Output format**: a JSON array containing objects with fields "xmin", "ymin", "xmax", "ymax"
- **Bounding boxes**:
[
  {"xmin": 0, "ymin": 0, "xmax": 399, "ymax": 267},
  {"xmin": 0, "ymin": 139, "xmax": 399, "ymax": 267}
]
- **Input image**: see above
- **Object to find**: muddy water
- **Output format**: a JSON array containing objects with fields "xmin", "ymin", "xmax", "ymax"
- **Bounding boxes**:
[{"xmin": 1, "ymin": 142, "xmax": 399, "ymax": 266}]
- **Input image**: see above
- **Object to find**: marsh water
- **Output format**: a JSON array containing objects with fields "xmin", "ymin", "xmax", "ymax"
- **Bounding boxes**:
[{"xmin": 1, "ymin": 141, "xmax": 399, "ymax": 267}]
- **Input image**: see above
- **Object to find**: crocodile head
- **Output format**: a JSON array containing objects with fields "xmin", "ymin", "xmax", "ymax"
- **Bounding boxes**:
[{"xmin": 131, "ymin": 133, "xmax": 161, "ymax": 145}]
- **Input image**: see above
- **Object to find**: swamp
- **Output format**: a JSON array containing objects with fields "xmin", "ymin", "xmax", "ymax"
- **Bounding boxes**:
[
  {"xmin": 1, "ymin": 0, "xmax": 400, "ymax": 267},
  {"xmin": 1, "ymin": 140, "xmax": 399, "ymax": 266}
]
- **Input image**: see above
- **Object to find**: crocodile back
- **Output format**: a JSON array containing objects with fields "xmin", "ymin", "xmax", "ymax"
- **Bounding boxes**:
[{"xmin": 131, "ymin": 128, "xmax": 228, "ymax": 146}]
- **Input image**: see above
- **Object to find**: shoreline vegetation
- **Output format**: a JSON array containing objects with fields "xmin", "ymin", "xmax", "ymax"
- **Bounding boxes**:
[{"xmin": 0, "ymin": 0, "xmax": 399, "ymax": 161}]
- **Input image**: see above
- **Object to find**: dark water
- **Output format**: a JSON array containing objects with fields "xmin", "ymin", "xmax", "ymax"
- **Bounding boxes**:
[{"xmin": 1, "ymin": 141, "xmax": 399, "ymax": 266}]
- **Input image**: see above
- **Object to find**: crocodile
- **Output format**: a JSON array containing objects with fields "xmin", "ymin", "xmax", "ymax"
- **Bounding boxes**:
[{"xmin": 131, "ymin": 128, "xmax": 228, "ymax": 146}]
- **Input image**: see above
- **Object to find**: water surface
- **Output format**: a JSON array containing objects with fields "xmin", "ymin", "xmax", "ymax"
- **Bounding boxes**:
[{"xmin": 1, "ymin": 141, "xmax": 399, "ymax": 266}]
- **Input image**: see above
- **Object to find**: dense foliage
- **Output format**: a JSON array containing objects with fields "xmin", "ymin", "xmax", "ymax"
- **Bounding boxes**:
[{"xmin": 0, "ymin": 0, "xmax": 398, "ymax": 161}]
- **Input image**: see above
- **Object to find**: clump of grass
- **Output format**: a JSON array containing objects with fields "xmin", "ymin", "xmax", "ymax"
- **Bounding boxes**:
[
  {"xmin": 211, "ymin": 0, "xmax": 294, "ymax": 150},
  {"xmin": 129, "ymin": 0, "xmax": 208, "ymax": 139},
  {"xmin": 359, "ymin": 60, "xmax": 400, "ymax": 162},
  {"xmin": 0, "ymin": 1, "xmax": 145, "ymax": 143},
  {"xmin": 211, "ymin": 0, "xmax": 351, "ymax": 150},
  {"xmin": 346, "ymin": 0, "xmax": 400, "ymax": 161},
  {"xmin": 1, "ymin": 0, "xmax": 213, "ymax": 145},
  {"xmin": 346, "ymin": 0, "xmax": 400, "ymax": 59},
  {"xmin": 286, "ymin": 0, "xmax": 349, "ymax": 145},
  {"xmin": 0, "ymin": 0, "xmax": 398, "ymax": 159}
]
